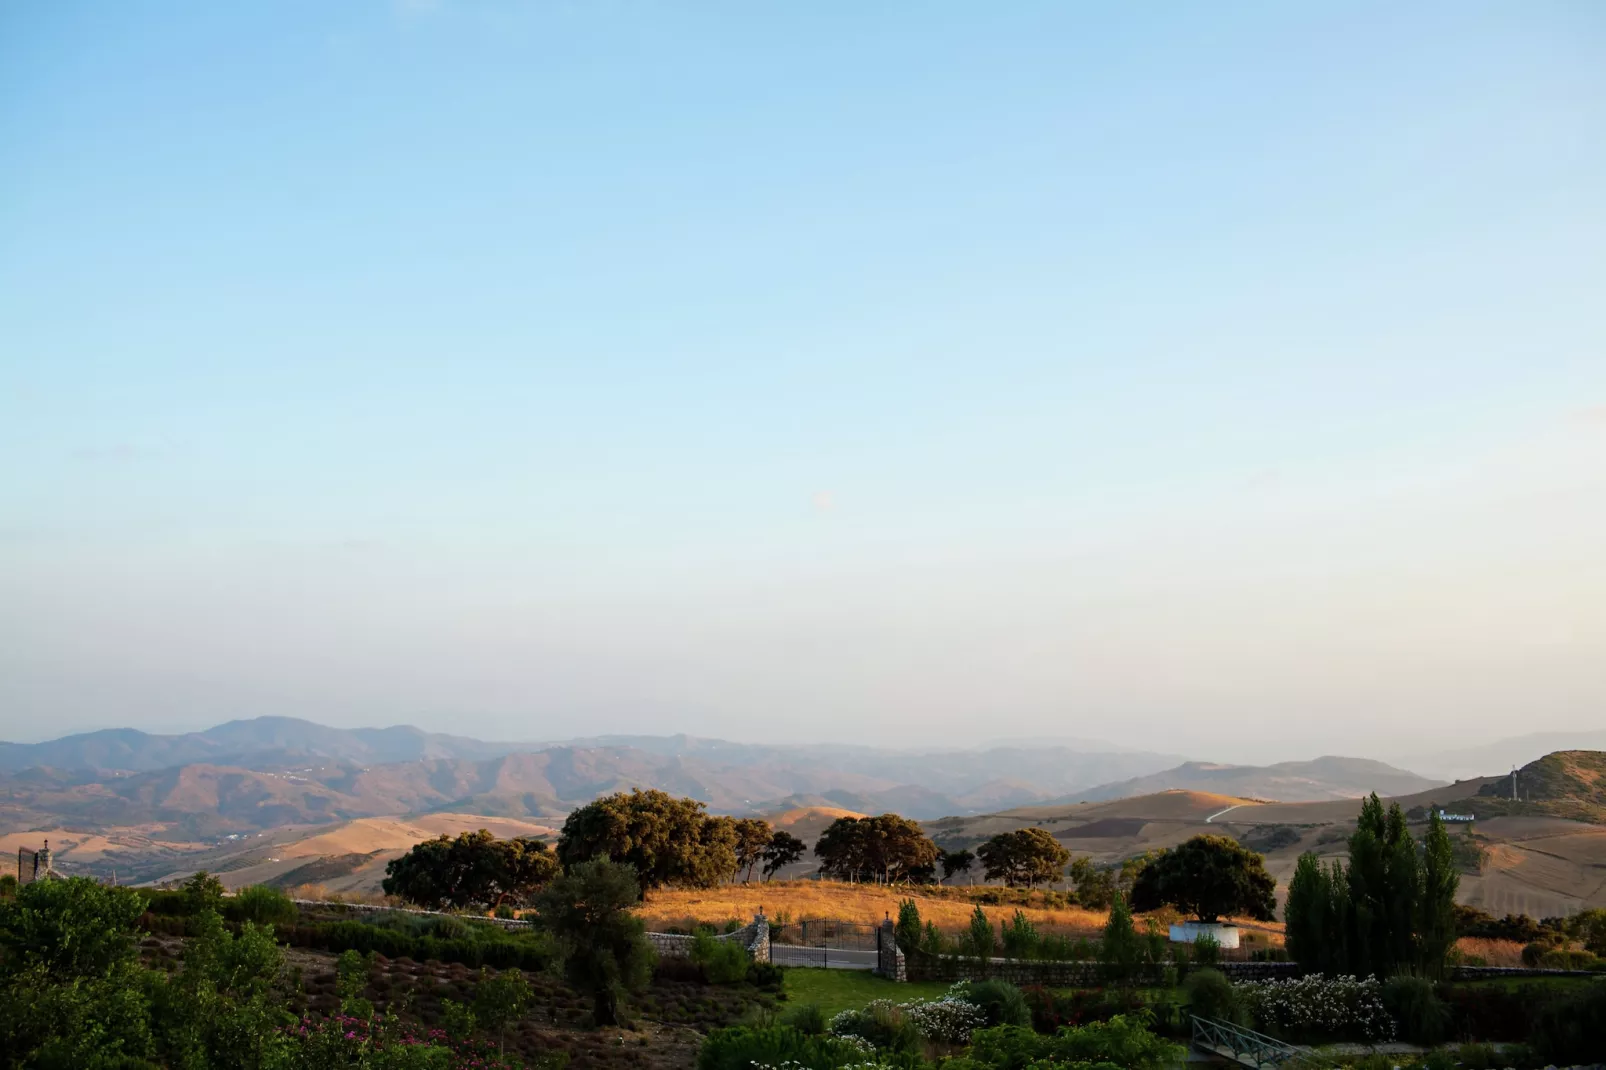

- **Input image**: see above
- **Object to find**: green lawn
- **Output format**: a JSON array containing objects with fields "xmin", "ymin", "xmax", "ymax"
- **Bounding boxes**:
[{"xmin": 781, "ymin": 968, "xmax": 953, "ymax": 1017}]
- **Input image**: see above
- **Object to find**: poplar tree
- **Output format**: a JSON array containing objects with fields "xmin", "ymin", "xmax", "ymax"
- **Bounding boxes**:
[{"xmin": 1417, "ymin": 809, "xmax": 1460, "ymax": 978}]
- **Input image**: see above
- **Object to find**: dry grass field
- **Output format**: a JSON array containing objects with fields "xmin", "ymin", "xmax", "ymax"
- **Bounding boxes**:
[
  {"xmin": 638, "ymin": 879, "xmax": 1286, "ymax": 944},
  {"xmin": 1454, "ymin": 937, "xmax": 1526, "ymax": 967}
]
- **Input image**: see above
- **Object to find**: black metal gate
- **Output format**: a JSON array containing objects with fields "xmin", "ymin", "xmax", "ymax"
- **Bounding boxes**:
[{"xmin": 768, "ymin": 918, "xmax": 879, "ymax": 970}]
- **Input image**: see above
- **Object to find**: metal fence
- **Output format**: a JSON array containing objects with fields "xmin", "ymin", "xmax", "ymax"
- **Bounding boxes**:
[{"xmin": 768, "ymin": 919, "xmax": 881, "ymax": 970}]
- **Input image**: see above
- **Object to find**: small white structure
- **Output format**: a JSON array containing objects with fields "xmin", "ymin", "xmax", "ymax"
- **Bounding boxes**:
[{"xmin": 1169, "ymin": 921, "xmax": 1240, "ymax": 949}]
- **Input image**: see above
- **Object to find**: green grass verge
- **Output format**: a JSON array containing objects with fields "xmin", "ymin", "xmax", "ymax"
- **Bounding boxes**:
[{"xmin": 781, "ymin": 968, "xmax": 953, "ymax": 1017}]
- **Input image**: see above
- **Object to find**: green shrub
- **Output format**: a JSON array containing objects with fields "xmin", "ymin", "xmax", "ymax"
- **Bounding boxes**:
[
  {"xmin": 226, "ymin": 885, "xmax": 298, "ymax": 926},
  {"xmin": 1452, "ymin": 1043, "xmax": 1500, "ymax": 1070},
  {"xmin": 1381, "ymin": 976, "xmax": 1448, "ymax": 1045},
  {"xmin": 747, "ymin": 960, "xmax": 784, "ymax": 989},
  {"xmin": 895, "ymin": 899, "xmax": 922, "ymax": 955},
  {"xmin": 691, "ymin": 932, "xmax": 751, "ymax": 984},
  {"xmin": 961, "ymin": 906, "xmax": 996, "ymax": 964},
  {"xmin": 274, "ymin": 919, "xmax": 557, "ymax": 971},
  {"xmin": 1000, "ymin": 911, "xmax": 1040, "ymax": 961},
  {"xmin": 1520, "ymin": 941, "xmax": 1548, "ymax": 967},
  {"xmin": 1537, "ymin": 947, "xmax": 1597, "ymax": 970},
  {"xmin": 964, "ymin": 1016, "xmax": 1183, "ymax": 1070},
  {"xmin": 431, "ymin": 915, "xmax": 472, "ymax": 941},
  {"xmin": 1191, "ymin": 932, "xmax": 1221, "ymax": 967},
  {"xmin": 1022, "ymin": 986, "xmax": 1151, "ymax": 1034},
  {"xmin": 1184, "ymin": 968, "xmax": 1242, "ymax": 1024},
  {"xmin": 138, "ymin": 889, "xmax": 192, "ymax": 917},
  {"xmin": 953, "ymin": 979, "xmax": 1031, "ymax": 1028},
  {"xmin": 782, "ymin": 1003, "xmax": 828, "ymax": 1036},
  {"xmin": 697, "ymin": 1026, "xmax": 885, "ymax": 1070},
  {"xmin": 1528, "ymin": 982, "xmax": 1606, "ymax": 1063}
]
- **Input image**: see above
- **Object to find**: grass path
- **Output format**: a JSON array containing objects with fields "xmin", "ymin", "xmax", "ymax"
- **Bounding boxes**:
[{"xmin": 781, "ymin": 968, "xmax": 953, "ymax": 1017}]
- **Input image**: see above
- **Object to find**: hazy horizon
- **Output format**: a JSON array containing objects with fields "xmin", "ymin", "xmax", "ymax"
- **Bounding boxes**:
[{"xmin": 3, "ymin": 3, "xmax": 1603, "ymax": 764}]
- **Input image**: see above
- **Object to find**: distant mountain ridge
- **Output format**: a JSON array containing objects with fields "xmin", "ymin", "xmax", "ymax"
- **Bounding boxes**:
[
  {"xmin": 1063, "ymin": 755, "xmax": 1443, "ymax": 804},
  {"xmin": 0, "ymin": 717, "xmax": 524, "ymax": 773},
  {"xmin": 2, "ymin": 717, "xmax": 1456, "ymax": 838},
  {"xmin": 0, "ymin": 716, "xmax": 1190, "ymax": 830}
]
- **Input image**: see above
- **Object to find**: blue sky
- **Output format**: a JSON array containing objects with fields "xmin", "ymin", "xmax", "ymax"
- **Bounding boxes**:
[{"xmin": 2, "ymin": 2, "xmax": 1603, "ymax": 759}]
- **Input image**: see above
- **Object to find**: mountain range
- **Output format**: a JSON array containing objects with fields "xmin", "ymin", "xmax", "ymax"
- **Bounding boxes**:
[{"xmin": 0, "ymin": 717, "xmax": 1444, "ymax": 837}]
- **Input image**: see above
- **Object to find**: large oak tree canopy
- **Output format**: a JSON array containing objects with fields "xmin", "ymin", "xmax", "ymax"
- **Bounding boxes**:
[
  {"xmin": 555, "ymin": 788, "xmax": 742, "ymax": 891},
  {"xmin": 1129, "ymin": 833, "xmax": 1276, "ymax": 923},
  {"xmin": 813, "ymin": 813, "xmax": 938, "ymax": 883},
  {"xmin": 381, "ymin": 829, "xmax": 558, "ymax": 910},
  {"xmin": 977, "ymin": 828, "xmax": 1071, "ymax": 888}
]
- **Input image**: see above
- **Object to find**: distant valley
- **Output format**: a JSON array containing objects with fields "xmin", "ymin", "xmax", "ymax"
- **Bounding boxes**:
[{"xmin": 5, "ymin": 718, "xmax": 1602, "ymax": 921}]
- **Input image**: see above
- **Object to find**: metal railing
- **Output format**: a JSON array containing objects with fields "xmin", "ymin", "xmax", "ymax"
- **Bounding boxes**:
[{"xmin": 1190, "ymin": 1015, "xmax": 1303, "ymax": 1069}]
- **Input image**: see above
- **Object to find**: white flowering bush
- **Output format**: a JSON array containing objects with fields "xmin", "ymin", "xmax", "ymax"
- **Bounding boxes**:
[
  {"xmin": 1236, "ymin": 974, "xmax": 1395, "ymax": 1043},
  {"xmin": 827, "ymin": 992, "xmax": 987, "ymax": 1047},
  {"xmin": 901, "ymin": 994, "xmax": 988, "ymax": 1044},
  {"xmin": 750, "ymin": 1061, "xmax": 895, "ymax": 1070},
  {"xmin": 823, "ymin": 1028, "xmax": 875, "ymax": 1055}
]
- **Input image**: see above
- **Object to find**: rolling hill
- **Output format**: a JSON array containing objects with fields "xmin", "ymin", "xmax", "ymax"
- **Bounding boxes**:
[
  {"xmin": 1066, "ymin": 756, "xmax": 1443, "ymax": 804},
  {"xmin": 926, "ymin": 757, "xmax": 1606, "ymax": 918}
]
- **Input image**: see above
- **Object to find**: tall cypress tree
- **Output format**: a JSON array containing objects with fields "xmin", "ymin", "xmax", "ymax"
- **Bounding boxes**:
[
  {"xmin": 1381, "ymin": 802, "xmax": 1421, "ymax": 976},
  {"xmin": 1286, "ymin": 850, "xmax": 1355, "ymax": 976},
  {"xmin": 1417, "ymin": 809, "xmax": 1459, "ymax": 978},
  {"xmin": 1347, "ymin": 793, "xmax": 1388, "ymax": 978},
  {"xmin": 1323, "ymin": 859, "xmax": 1351, "ymax": 975},
  {"xmin": 1284, "ymin": 852, "xmax": 1323, "ymax": 967}
]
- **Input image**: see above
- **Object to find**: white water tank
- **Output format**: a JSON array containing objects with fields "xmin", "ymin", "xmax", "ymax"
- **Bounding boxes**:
[{"xmin": 1168, "ymin": 921, "xmax": 1240, "ymax": 949}]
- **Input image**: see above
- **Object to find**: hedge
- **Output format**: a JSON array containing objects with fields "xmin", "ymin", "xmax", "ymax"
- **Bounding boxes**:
[{"xmin": 136, "ymin": 912, "xmax": 557, "ymax": 972}]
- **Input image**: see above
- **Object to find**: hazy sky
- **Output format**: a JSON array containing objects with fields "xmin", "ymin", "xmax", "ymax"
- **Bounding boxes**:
[{"xmin": 2, "ymin": 2, "xmax": 1603, "ymax": 762}]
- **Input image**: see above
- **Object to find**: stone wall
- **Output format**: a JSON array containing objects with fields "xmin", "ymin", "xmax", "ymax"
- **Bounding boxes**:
[
  {"xmin": 1449, "ymin": 965, "xmax": 1601, "ymax": 980},
  {"xmin": 646, "ymin": 914, "xmax": 769, "ymax": 962},
  {"xmin": 903, "ymin": 954, "xmax": 1302, "ymax": 986},
  {"xmin": 747, "ymin": 916, "xmax": 771, "ymax": 965}
]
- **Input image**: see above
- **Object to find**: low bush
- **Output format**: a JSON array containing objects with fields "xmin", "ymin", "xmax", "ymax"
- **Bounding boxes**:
[
  {"xmin": 747, "ymin": 960, "xmax": 785, "ymax": 989},
  {"xmin": 1536, "ymin": 948, "xmax": 1601, "ymax": 970},
  {"xmin": 694, "ymin": 1025, "xmax": 883, "ymax": 1070},
  {"xmin": 275, "ymin": 919, "xmax": 558, "ymax": 972},
  {"xmin": 1184, "ymin": 968, "xmax": 1243, "ymax": 1025},
  {"xmin": 1022, "ymin": 986, "xmax": 1151, "ymax": 1033},
  {"xmin": 1381, "ymin": 976, "xmax": 1449, "ymax": 1045},
  {"xmin": 951, "ymin": 979, "xmax": 1031, "ymax": 1028},
  {"xmin": 138, "ymin": 889, "xmax": 191, "ymax": 917},
  {"xmin": 1528, "ymin": 981, "xmax": 1606, "ymax": 1063},
  {"xmin": 828, "ymin": 1001, "xmax": 922, "ymax": 1054},
  {"xmin": 1451, "ymin": 1042, "xmax": 1502, "ymax": 1069},
  {"xmin": 691, "ymin": 932, "xmax": 751, "ymax": 985},
  {"xmin": 782, "ymin": 1003, "xmax": 828, "ymax": 1036},
  {"xmin": 957, "ymin": 1016, "xmax": 1183, "ymax": 1070},
  {"xmin": 225, "ymin": 885, "xmax": 298, "ymax": 926},
  {"xmin": 1437, "ymin": 982, "xmax": 1530, "ymax": 1043}
]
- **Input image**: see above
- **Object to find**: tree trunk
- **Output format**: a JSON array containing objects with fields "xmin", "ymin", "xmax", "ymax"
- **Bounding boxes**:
[{"xmin": 592, "ymin": 986, "xmax": 620, "ymax": 1027}]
